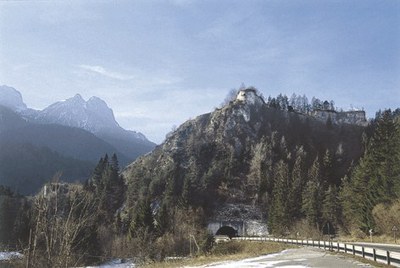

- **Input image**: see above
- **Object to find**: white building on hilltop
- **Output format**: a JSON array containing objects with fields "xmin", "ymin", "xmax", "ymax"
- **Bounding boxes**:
[{"xmin": 236, "ymin": 88, "xmax": 264, "ymax": 106}]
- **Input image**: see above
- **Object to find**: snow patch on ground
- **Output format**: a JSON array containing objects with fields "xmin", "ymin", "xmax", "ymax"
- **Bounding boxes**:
[
  {"xmin": 184, "ymin": 247, "xmax": 375, "ymax": 268},
  {"xmin": 183, "ymin": 250, "xmax": 308, "ymax": 268},
  {"xmin": 85, "ymin": 258, "xmax": 135, "ymax": 268},
  {"xmin": 0, "ymin": 251, "xmax": 24, "ymax": 261}
]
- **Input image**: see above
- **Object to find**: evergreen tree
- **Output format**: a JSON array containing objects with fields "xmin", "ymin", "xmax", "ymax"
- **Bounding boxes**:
[
  {"xmin": 269, "ymin": 161, "xmax": 290, "ymax": 234},
  {"xmin": 156, "ymin": 202, "xmax": 169, "ymax": 236},
  {"xmin": 131, "ymin": 198, "xmax": 154, "ymax": 234},
  {"xmin": 181, "ymin": 177, "xmax": 191, "ymax": 207},
  {"xmin": 111, "ymin": 153, "xmax": 120, "ymax": 173},
  {"xmin": 302, "ymin": 156, "xmax": 323, "ymax": 230},
  {"xmin": 257, "ymin": 139, "xmax": 273, "ymax": 199},
  {"xmin": 322, "ymin": 150, "xmax": 333, "ymax": 185},
  {"xmin": 367, "ymin": 110, "xmax": 400, "ymax": 200},
  {"xmin": 109, "ymin": 154, "xmax": 125, "ymax": 212},
  {"xmin": 88, "ymin": 156, "xmax": 108, "ymax": 190},
  {"xmin": 322, "ymin": 185, "xmax": 340, "ymax": 234},
  {"xmin": 248, "ymin": 138, "xmax": 270, "ymax": 197},
  {"xmin": 289, "ymin": 147, "xmax": 306, "ymax": 219},
  {"xmin": 339, "ymin": 175, "xmax": 356, "ymax": 230},
  {"xmin": 86, "ymin": 154, "xmax": 125, "ymax": 224}
]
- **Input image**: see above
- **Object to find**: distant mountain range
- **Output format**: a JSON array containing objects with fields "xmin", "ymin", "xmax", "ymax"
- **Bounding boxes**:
[{"xmin": 0, "ymin": 85, "xmax": 156, "ymax": 194}]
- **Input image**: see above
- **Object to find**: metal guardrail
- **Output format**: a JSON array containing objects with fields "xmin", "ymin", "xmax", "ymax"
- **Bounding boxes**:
[{"xmin": 232, "ymin": 236, "xmax": 400, "ymax": 267}]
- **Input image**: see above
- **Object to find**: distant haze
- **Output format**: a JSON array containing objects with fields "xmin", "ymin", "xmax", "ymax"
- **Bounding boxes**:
[{"xmin": 0, "ymin": 0, "xmax": 399, "ymax": 143}]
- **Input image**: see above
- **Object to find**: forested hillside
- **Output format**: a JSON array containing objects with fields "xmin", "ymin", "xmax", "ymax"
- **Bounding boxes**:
[
  {"xmin": 123, "ymin": 89, "xmax": 365, "ymax": 238},
  {"xmin": 341, "ymin": 109, "xmax": 400, "ymax": 235},
  {"xmin": 0, "ymin": 143, "xmax": 93, "ymax": 195},
  {"xmin": 0, "ymin": 105, "xmax": 128, "ymax": 194}
]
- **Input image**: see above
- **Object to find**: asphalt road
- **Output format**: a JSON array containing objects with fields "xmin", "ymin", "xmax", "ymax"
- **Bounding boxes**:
[
  {"xmin": 185, "ymin": 247, "xmax": 374, "ymax": 268},
  {"xmin": 350, "ymin": 242, "xmax": 400, "ymax": 253}
]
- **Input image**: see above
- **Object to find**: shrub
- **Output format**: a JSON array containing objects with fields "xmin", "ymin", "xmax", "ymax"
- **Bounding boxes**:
[
  {"xmin": 211, "ymin": 241, "xmax": 243, "ymax": 255},
  {"xmin": 372, "ymin": 200, "xmax": 400, "ymax": 235}
]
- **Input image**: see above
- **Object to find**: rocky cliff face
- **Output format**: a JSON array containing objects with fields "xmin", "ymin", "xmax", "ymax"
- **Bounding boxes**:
[
  {"xmin": 311, "ymin": 109, "xmax": 368, "ymax": 126},
  {"xmin": 35, "ymin": 94, "xmax": 118, "ymax": 133}
]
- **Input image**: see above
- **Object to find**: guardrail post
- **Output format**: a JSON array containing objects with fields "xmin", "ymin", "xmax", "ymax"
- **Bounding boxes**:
[
  {"xmin": 318, "ymin": 240, "xmax": 321, "ymax": 248},
  {"xmin": 386, "ymin": 251, "xmax": 390, "ymax": 265},
  {"xmin": 337, "ymin": 242, "xmax": 339, "ymax": 252},
  {"xmin": 362, "ymin": 247, "xmax": 365, "ymax": 258},
  {"xmin": 344, "ymin": 244, "xmax": 347, "ymax": 253},
  {"xmin": 352, "ymin": 245, "xmax": 355, "ymax": 255},
  {"xmin": 324, "ymin": 241, "xmax": 326, "ymax": 249},
  {"xmin": 373, "ymin": 249, "xmax": 376, "ymax": 262}
]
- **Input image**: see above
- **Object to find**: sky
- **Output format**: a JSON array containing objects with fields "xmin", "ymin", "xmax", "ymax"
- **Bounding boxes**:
[{"xmin": 0, "ymin": 0, "xmax": 399, "ymax": 143}]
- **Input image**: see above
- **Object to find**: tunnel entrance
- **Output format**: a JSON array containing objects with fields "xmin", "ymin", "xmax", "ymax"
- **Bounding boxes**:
[{"xmin": 216, "ymin": 226, "xmax": 237, "ymax": 238}]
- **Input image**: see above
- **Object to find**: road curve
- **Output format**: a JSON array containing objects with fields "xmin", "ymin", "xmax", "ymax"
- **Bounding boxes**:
[
  {"xmin": 350, "ymin": 242, "xmax": 400, "ymax": 253},
  {"xmin": 184, "ymin": 247, "xmax": 374, "ymax": 268}
]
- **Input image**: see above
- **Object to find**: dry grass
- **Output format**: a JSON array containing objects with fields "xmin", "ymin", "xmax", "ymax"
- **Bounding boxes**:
[{"xmin": 140, "ymin": 241, "xmax": 294, "ymax": 268}]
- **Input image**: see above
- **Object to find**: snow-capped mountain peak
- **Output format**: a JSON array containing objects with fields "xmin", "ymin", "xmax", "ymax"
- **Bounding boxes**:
[
  {"xmin": 34, "ymin": 93, "xmax": 156, "ymax": 158},
  {"xmin": 36, "ymin": 94, "xmax": 119, "ymax": 133}
]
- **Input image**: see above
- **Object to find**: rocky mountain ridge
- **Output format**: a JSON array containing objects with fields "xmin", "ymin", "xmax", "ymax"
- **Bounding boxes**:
[
  {"xmin": 0, "ymin": 85, "xmax": 155, "ymax": 160},
  {"xmin": 0, "ymin": 85, "xmax": 27, "ymax": 112},
  {"xmin": 123, "ymin": 88, "xmax": 365, "ymax": 225}
]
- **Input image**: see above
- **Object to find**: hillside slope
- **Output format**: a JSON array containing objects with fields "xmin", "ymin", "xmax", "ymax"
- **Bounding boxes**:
[{"xmin": 123, "ymin": 90, "xmax": 365, "ymax": 222}]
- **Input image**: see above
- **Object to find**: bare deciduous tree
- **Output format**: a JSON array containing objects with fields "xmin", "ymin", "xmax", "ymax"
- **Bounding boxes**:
[{"xmin": 27, "ymin": 180, "xmax": 97, "ymax": 268}]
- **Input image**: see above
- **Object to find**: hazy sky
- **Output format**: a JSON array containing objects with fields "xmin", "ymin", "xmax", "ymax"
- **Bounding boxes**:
[{"xmin": 1, "ymin": 0, "xmax": 399, "ymax": 143}]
